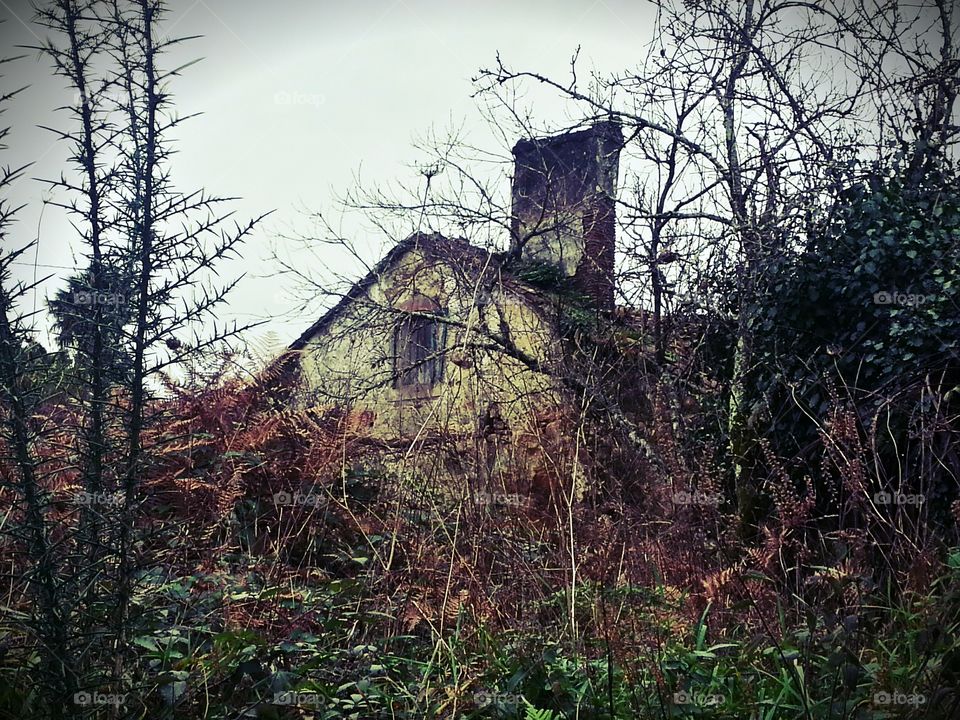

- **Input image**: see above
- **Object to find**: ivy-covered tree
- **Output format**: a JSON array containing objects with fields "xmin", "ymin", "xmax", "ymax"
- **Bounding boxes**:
[{"xmin": 750, "ymin": 160, "xmax": 960, "ymax": 519}]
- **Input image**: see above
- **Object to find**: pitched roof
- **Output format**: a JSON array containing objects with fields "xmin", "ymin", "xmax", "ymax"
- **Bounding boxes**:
[{"xmin": 289, "ymin": 232, "xmax": 501, "ymax": 351}]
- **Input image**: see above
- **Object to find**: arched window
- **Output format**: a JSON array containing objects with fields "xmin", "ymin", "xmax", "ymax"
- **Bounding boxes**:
[{"xmin": 392, "ymin": 296, "xmax": 445, "ymax": 389}]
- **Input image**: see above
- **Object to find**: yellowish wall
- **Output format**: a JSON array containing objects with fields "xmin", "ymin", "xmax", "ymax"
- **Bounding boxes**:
[{"xmin": 292, "ymin": 248, "xmax": 564, "ymax": 441}]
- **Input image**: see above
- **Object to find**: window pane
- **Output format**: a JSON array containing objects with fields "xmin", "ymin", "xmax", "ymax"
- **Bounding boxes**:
[{"xmin": 394, "ymin": 315, "xmax": 443, "ymax": 388}]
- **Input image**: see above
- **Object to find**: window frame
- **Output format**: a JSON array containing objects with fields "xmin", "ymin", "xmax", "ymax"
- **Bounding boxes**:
[{"xmin": 391, "ymin": 298, "xmax": 446, "ymax": 391}]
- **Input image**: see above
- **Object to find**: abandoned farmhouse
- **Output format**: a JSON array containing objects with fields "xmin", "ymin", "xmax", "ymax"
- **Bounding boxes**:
[{"xmin": 284, "ymin": 121, "xmax": 627, "ymax": 452}]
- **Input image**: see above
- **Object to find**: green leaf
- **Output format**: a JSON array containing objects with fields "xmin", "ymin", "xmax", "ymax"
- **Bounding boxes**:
[{"xmin": 133, "ymin": 636, "xmax": 160, "ymax": 652}]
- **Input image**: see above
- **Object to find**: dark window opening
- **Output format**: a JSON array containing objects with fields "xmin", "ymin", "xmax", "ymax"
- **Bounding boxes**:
[{"xmin": 393, "ymin": 309, "xmax": 445, "ymax": 389}]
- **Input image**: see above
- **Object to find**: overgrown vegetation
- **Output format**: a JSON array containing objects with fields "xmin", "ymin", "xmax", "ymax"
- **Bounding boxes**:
[{"xmin": 2, "ymin": 0, "xmax": 959, "ymax": 718}]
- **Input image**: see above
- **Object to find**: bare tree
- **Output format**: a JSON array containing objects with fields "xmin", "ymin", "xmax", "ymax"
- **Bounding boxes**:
[{"xmin": 471, "ymin": 0, "xmax": 958, "ymax": 534}]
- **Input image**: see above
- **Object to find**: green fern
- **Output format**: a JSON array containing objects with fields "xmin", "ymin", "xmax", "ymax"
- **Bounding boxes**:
[{"xmin": 522, "ymin": 699, "xmax": 559, "ymax": 720}]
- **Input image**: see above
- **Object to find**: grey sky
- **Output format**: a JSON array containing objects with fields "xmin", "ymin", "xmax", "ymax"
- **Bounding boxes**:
[{"xmin": 0, "ymin": 0, "xmax": 656, "ymax": 353}]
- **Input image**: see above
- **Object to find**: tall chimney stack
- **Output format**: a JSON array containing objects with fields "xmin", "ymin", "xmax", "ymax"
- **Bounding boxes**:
[{"xmin": 510, "ymin": 120, "xmax": 622, "ymax": 310}]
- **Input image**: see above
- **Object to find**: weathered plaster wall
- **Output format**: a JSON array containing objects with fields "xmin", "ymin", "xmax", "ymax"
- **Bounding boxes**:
[{"xmin": 292, "ymin": 247, "xmax": 563, "ymax": 441}]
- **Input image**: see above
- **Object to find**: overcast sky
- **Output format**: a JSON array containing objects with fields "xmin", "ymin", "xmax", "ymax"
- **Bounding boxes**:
[{"xmin": 0, "ymin": 0, "xmax": 656, "ymax": 355}]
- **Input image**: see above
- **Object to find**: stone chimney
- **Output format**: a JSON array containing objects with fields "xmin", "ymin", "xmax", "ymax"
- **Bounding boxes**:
[{"xmin": 510, "ymin": 120, "xmax": 622, "ymax": 310}]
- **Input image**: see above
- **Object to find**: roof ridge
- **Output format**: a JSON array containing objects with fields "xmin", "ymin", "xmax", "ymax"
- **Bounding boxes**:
[{"xmin": 288, "ymin": 232, "xmax": 499, "ymax": 350}]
